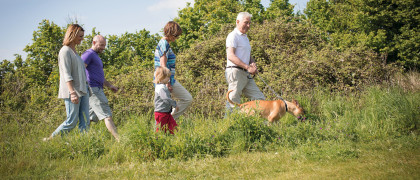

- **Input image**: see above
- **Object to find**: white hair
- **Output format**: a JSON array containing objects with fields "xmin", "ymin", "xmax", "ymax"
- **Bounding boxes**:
[{"xmin": 236, "ymin": 12, "xmax": 252, "ymax": 21}]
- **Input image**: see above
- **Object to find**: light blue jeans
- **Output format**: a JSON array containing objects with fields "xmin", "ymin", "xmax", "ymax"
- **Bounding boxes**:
[{"xmin": 51, "ymin": 94, "xmax": 90, "ymax": 137}]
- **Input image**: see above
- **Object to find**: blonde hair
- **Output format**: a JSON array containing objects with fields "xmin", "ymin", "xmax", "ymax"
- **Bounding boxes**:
[
  {"xmin": 164, "ymin": 21, "xmax": 182, "ymax": 42},
  {"xmin": 63, "ymin": 24, "xmax": 84, "ymax": 46},
  {"xmin": 154, "ymin": 66, "xmax": 171, "ymax": 84}
]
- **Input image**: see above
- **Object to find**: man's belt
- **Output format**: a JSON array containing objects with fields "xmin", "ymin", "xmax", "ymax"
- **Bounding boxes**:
[{"xmin": 226, "ymin": 66, "xmax": 247, "ymax": 72}]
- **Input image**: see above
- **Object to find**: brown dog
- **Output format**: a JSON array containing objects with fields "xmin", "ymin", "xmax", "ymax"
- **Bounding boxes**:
[{"xmin": 226, "ymin": 90, "xmax": 304, "ymax": 124}]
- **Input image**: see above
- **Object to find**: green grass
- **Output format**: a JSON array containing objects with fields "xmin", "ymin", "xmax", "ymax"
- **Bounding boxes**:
[
  {"xmin": 1, "ymin": 85, "xmax": 419, "ymax": 179},
  {"xmin": 4, "ymin": 141, "xmax": 418, "ymax": 179}
]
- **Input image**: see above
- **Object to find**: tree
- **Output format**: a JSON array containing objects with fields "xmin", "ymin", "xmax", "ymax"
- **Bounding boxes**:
[
  {"xmin": 305, "ymin": 0, "xmax": 420, "ymax": 70},
  {"xmin": 102, "ymin": 29, "xmax": 160, "ymax": 68},
  {"xmin": 0, "ymin": 55, "xmax": 31, "ymax": 110},
  {"xmin": 23, "ymin": 20, "xmax": 65, "ymax": 85},
  {"xmin": 0, "ymin": 59, "xmax": 15, "ymax": 94},
  {"xmin": 264, "ymin": 0, "xmax": 294, "ymax": 20},
  {"xmin": 174, "ymin": 0, "xmax": 267, "ymax": 52}
]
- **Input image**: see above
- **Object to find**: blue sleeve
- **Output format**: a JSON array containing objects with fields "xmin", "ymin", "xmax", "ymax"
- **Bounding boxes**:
[{"xmin": 157, "ymin": 40, "xmax": 170, "ymax": 58}]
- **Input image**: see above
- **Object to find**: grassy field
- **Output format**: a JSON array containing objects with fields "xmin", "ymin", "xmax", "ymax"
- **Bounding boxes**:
[
  {"xmin": 8, "ymin": 144, "xmax": 418, "ymax": 179},
  {"xmin": 1, "ymin": 77, "xmax": 419, "ymax": 179}
]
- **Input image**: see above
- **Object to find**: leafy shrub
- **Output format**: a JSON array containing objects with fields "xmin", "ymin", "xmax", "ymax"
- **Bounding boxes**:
[
  {"xmin": 176, "ymin": 17, "xmax": 398, "ymax": 117},
  {"xmin": 104, "ymin": 65, "xmax": 155, "ymax": 124}
]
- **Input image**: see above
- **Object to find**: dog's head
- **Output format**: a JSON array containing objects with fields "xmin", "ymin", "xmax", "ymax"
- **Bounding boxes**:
[{"xmin": 291, "ymin": 100, "xmax": 305, "ymax": 117}]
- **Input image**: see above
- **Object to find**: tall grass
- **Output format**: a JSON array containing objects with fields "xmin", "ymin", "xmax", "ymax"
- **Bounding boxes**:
[{"xmin": 1, "ymin": 84, "xmax": 419, "ymax": 178}]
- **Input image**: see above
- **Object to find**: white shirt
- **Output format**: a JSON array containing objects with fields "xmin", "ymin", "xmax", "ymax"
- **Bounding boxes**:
[{"xmin": 226, "ymin": 28, "xmax": 251, "ymax": 67}]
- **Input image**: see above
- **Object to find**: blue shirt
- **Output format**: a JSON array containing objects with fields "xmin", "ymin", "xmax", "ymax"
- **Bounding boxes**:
[{"xmin": 154, "ymin": 39, "xmax": 176, "ymax": 85}]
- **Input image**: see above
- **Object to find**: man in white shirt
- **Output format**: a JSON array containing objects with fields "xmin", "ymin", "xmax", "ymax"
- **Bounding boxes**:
[{"xmin": 226, "ymin": 12, "xmax": 265, "ymax": 111}]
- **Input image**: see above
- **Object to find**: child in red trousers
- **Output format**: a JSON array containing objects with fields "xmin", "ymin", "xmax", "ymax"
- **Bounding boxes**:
[{"xmin": 154, "ymin": 66, "xmax": 178, "ymax": 134}]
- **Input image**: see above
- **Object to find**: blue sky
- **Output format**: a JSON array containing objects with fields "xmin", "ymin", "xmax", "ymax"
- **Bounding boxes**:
[{"xmin": 0, "ymin": 0, "xmax": 307, "ymax": 61}]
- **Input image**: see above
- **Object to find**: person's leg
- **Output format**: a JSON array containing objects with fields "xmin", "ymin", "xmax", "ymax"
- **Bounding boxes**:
[
  {"xmin": 170, "ymin": 81, "xmax": 193, "ymax": 120},
  {"xmin": 104, "ymin": 117, "xmax": 119, "ymax": 142},
  {"xmin": 89, "ymin": 87, "xmax": 100, "ymax": 123},
  {"xmin": 89, "ymin": 87, "xmax": 119, "ymax": 141},
  {"xmin": 168, "ymin": 114, "xmax": 178, "ymax": 134},
  {"xmin": 225, "ymin": 68, "xmax": 248, "ymax": 111},
  {"xmin": 160, "ymin": 113, "xmax": 170, "ymax": 134},
  {"xmin": 242, "ymin": 77, "xmax": 266, "ymax": 101},
  {"xmin": 78, "ymin": 94, "xmax": 90, "ymax": 132},
  {"xmin": 155, "ymin": 112, "xmax": 170, "ymax": 133},
  {"xmin": 50, "ymin": 99, "xmax": 80, "ymax": 137},
  {"xmin": 154, "ymin": 112, "xmax": 161, "ymax": 132},
  {"xmin": 89, "ymin": 108, "xmax": 100, "ymax": 123}
]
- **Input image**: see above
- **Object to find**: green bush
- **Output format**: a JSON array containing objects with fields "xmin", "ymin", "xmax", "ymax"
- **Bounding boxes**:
[{"xmin": 175, "ymin": 17, "xmax": 398, "ymax": 117}]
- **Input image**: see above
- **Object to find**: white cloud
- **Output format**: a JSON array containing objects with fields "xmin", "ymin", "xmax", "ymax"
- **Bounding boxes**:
[{"xmin": 147, "ymin": 0, "xmax": 194, "ymax": 14}]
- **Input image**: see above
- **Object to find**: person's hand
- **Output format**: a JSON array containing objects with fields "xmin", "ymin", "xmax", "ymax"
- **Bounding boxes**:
[
  {"xmin": 70, "ymin": 92, "xmax": 79, "ymax": 104},
  {"xmin": 253, "ymin": 64, "xmax": 259, "ymax": 75},
  {"xmin": 250, "ymin": 63, "xmax": 259, "ymax": 75},
  {"xmin": 167, "ymin": 83, "xmax": 173, "ymax": 92},
  {"xmin": 110, "ymin": 85, "xmax": 119, "ymax": 93},
  {"xmin": 247, "ymin": 64, "xmax": 257, "ymax": 75},
  {"xmin": 250, "ymin": 62, "xmax": 257, "ymax": 69}
]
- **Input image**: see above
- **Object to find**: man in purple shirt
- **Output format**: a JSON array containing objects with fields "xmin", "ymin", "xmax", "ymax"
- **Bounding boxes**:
[{"xmin": 82, "ymin": 35, "xmax": 119, "ymax": 142}]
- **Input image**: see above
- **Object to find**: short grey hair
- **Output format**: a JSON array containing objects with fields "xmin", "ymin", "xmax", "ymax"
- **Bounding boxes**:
[{"xmin": 236, "ymin": 12, "xmax": 252, "ymax": 21}]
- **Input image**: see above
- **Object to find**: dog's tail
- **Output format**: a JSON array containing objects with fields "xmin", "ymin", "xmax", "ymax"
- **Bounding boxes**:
[{"xmin": 226, "ymin": 90, "xmax": 240, "ymax": 106}]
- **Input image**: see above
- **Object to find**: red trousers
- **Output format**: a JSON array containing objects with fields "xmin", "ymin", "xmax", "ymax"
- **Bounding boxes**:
[{"xmin": 154, "ymin": 112, "xmax": 178, "ymax": 134}]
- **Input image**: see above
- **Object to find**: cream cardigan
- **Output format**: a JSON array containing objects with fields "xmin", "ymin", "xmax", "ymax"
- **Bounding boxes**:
[{"xmin": 58, "ymin": 46, "xmax": 88, "ymax": 98}]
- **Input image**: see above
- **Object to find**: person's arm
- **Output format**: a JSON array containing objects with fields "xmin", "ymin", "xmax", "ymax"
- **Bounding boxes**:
[
  {"xmin": 159, "ymin": 54, "xmax": 173, "ymax": 91},
  {"xmin": 227, "ymin": 47, "xmax": 257, "ymax": 74},
  {"xmin": 163, "ymin": 90, "xmax": 177, "ymax": 112},
  {"xmin": 82, "ymin": 50, "xmax": 91, "ymax": 67},
  {"xmin": 66, "ymin": 81, "xmax": 79, "ymax": 104},
  {"xmin": 166, "ymin": 98, "xmax": 177, "ymax": 110},
  {"xmin": 104, "ymin": 79, "xmax": 118, "ymax": 93},
  {"xmin": 157, "ymin": 87, "xmax": 177, "ymax": 112},
  {"xmin": 60, "ymin": 47, "xmax": 79, "ymax": 103},
  {"xmin": 159, "ymin": 53, "xmax": 168, "ymax": 68}
]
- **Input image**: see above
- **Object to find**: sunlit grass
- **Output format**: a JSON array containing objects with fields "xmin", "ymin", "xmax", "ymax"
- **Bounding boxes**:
[{"xmin": 1, "ymin": 85, "xmax": 419, "ymax": 179}]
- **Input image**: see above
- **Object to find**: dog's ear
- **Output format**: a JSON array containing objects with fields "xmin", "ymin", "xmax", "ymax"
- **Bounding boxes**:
[{"xmin": 293, "ymin": 100, "xmax": 300, "ymax": 106}]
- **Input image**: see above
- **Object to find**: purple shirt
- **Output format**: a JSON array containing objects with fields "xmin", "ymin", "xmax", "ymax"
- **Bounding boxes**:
[{"xmin": 82, "ymin": 49, "xmax": 104, "ymax": 88}]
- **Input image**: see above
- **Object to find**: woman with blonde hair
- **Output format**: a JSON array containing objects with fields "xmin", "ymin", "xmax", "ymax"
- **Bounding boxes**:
[
  {"xmin": 154, "ymin": 21, "xmax": 193, "ymax": 120},
  {"xmin": 44, "ymin": 24, "xmax": 89, "ymax": 141}
]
